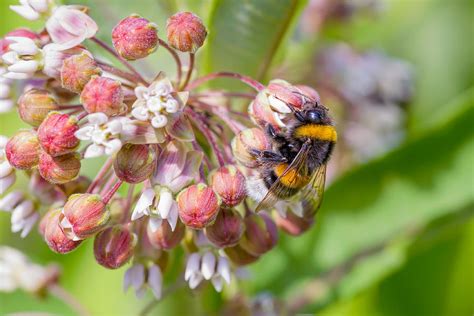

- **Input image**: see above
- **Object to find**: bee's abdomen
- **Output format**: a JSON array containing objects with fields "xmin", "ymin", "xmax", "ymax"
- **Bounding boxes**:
[
  {"xmin": 293, "ymin": 124, "xmax": 337, "ymax": 142},
  {"xmin": 262, "ymin": 163, "xmax": 309, "ymax": 199}
]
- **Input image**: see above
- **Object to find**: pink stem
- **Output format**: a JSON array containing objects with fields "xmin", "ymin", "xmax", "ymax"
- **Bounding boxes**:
[
  {"xmin": 98, "ymin": 62, "xmax": 141, "ymax": 85},
  {"xmin": 191, "ymin": 91, "xmax": 256, "ymax": 99},
  {"xmin": 86, "ymin": 157, "xmax": 114, "ymax": 193},
  {"xmin": 102, "ymin": 180, "xmax": 123, "ymax": 204},
  {"xmin": 180, "ymin": 53, "xmax": 195, "ymax": 90},
  {"xmin": 185, "ymin": 108, "xmax": 226, "ymax": 167},
  {"xmin": 158, "ymin": 39, "xmax": 183, "ymax": 86},
  {"xmin": 91, "ymin": 37, "xmax": 148, "ymax": 85},
  {"xmin": 186, "ymin": 71, "xmax": 265, "ymax": 92}
]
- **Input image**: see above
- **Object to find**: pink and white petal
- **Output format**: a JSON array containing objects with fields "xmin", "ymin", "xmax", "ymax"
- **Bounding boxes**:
[
  {"xmin": 131, "ymin": 188, "xmax": 155, "ymax": 221},
  {"xmin": 0, "ymin": 161, "xmax": 13, "ymax": 178},
  {"xmin": 57, "ymin": 6, "xmax": 98, "ymax": 38},
  {"xmin": 166, "ymin": 202, "xmax": 178, "ymax": 232},
  {"xmin": 122, "ymin": 120, "xmax": 164, "ymax": 144},
  {"xmin": 10, "ymin": 5, "xmax": 40, "ymax": 20},
  {"xmin": 148, "ymin": 217, "xmax": 162, "ymax": 232},
  {"xmin": 167, "ymin": 150, "xmax": 202, "ymax": 193},
  {"xmin": 104, "ymin": 139, "xmax": 122, "ymax": 155},
  {"xmin": 176, "ymin": 91, "xmax": 189, "ymax": 107},
  {"xmin": 74, "ymin": 125, "xmax": 94, "ymax": 140},
  {"xmin": 217, "ymin": 256, "xmax": 231, "ymax": 284},
  {"xmin": 3, "ymin": 72, "xmax": 32, "ymax": 80},
  {"xmin": 11, "ymin": 200, "xmax": 34, "ymax": 224},
  {"xmin": 87, "ymin": 112, "xmax": 108, "ymax": 125},
  {"xmin": 0, "ymin": 191, "xmax": 23, "ymax": 211},
  {"xmin": 84, "ymin": 143, "xmax": 105, "ymax": 158},
  {"xmin": 106, "ymin": 119, "xmax": 124, "ymax": 135},
  {"xmin": 134, "ymin": 86, "xmax": 149, "ymax": 100},
  {"xmin": 147, "ymin": 264, "xmax": 163, "ymax": 299},
  {"xmin": 0, "ymin": 173, "xmax": 16, "ymax": 195},
  {"xmin": 8, "ymin": 60, "xmax": 39, "ymax": 74},
  {"xmin": 210, "ymin": 276, "xmax": 224, "ymax": 292},
  {"xmin": 188, "ymin": 273, "xmax": 203, "ymax": 290},
  {"xmin": 123, "ymin": 263, "xmax": 145, "ymax": 292},
  {"xmin": 154, "ymin": 141, "xmax": 187, "ymax": 187},
  {"xmin": 185, "ymin": 253, "xmax": 201, "ymax": 281},
  {"xmin": 165, "ymin": 113, "xmax": 195, "ymax": 142},
  {"xmin": 46, "ymin": 16, "xmax": 77, "ymax": 46},
  {"xmin": 28, "ymin": 0, "xmax": 50, "ymax": 13},
  {"xmin": 20, "ymin": 212, "xmax": 39, "ymax": 238},
  {"xmin": 201, "ymin": 252, "xmax": 216, "ymax": 280},
  {"xmin": 157, "ymin": 189, "xmax": 173, "ymax": 219}
]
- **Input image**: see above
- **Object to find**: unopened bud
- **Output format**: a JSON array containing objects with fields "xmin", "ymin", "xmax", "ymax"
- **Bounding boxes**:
[
  {"xmin": 112, "ymin": 15, "xmax": 158, "ymax": 60},
  {"xmin": 248, "ymin": 93, "xmax": 284, "ymax": 130},
  {"xmin": 275, "ymin": 211, "xmax": 314, "ymax": 236},
  {"xmin": 232, "ymin": 128, "xmax": 270, "ymax": 168},
  {"xmin": 177, "ymin": 184, "xmax": 221, "ymax": 229},
  {"xmin": 239, "ymin": 212, "xmax": 278, "ymax": 256},
  {"xmin": 61, "ymin": 52, "xmax": 102, "ymax": 93},
  {"xmin": 80, "ymin": 76, "xmax": 124, "ymax": 116},
  {"xmin": 166, "ymin": 12, "xmax": 207, "ymax": 53},
  {"xmin": 17, "ymin": 89, "xmax": 59, "ymax": 127},
  {"xmin": 205, "ymin": 208, "xmax": 244, "ymax": 248},
  {"xmin": 40, "ymin": 208, "xmax": 82, "ymax": 254},
  {"xmin": 94, "ymin": 225, "xmax": 136, "ymax": 269},
  {"xmin": 6, "ymin": 130, "xmax": 40, "ymax": 170},
  {"xmin": 38, "ymin": 112, "xmax": 79, "ymax": 156},
  {"xmin": 38, "ymin": 151, "xmax": 81, "ymax": 184},
  {"xmin": 114, "ymin": 144, "xmax": 157, "ymax": 184},
  {"xmin": 60, "ymin": 193, "xmax": 109, "ymax": 240},
  {"xmin": 224, "ymin": 244, "xmax": 259, "ymax": 266},
  {"xmin": 209, "ymin": 165, "xmax": 246, "ymax": 207},
  {"xmin": 295, "ymin": 85, "xmax": 321, "ymax": 103},
  {"xmin": 147, "ymin": 219, "xmax": 185, "ymax": 250}
]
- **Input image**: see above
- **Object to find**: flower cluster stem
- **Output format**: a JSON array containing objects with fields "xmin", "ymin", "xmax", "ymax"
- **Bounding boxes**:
[
  {"xmin": 102, "ymin": 180, "xmax": 124, "ymax": 204},
  {"xmin": 180, "ymin": 52, "xmax": 195, "ymax": 90},
  {"xmin": 187, "ymin": 71, "xmax": 265, "ymax": 91},
  {"xmin": 91, "ymin": 37, "xmax": 148, "ymax": 85},
  {"xmin": 158, "ymin": 38, "xmax": 183, "ymax": 86}
]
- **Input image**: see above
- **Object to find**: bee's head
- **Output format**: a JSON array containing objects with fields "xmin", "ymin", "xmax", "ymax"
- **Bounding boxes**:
[{"xmin": 294, "ymin": 102, "xmax": 332, "ymax": 125}]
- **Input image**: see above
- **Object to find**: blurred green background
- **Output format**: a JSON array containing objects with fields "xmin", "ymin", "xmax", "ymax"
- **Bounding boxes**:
[{"xmin": 0, "ymin": 0, "xmax": 473, "ymax": 315}]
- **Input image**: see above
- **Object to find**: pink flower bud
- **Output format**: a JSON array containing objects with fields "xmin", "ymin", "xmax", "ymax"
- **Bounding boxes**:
[
  {"xmin": 114, "ymin": 144, "xmax": 158, "ymax": 184},
  {"xmin": 177, "ymin": 184, "xmax": 221, "ymax": 229},
  {"xmin": 38, "ymin": 151, "xmax": 81, "ymax": 184},
  {"xmin": 147, "ymin": 219, "xmax": 185, "ymax": 250},
  {"xmin": 38, "ymin": 112, "xmax": 79, "ymax": 157},
  {"xmin": 224, "ymin": 244, "xmax": 259, "ymax": 266},
  {"xmin": 209, "ymin": 165, "xmax": 246, "ymax": 207},
  {"xmin": 94, "ymin": 225, "xmax": 136, "ymax": 269},
  {"xmin": 166, "ymin": 12, "xmax": 207, "ymax": 53},
  {"xmin": 61, "ymin": 193, "xmax": 109, "ymax": 240},
  {"xmin": 295, "ymin": 85, "xmax": 321, "ymax": 103},
  {"xmin": 80, "ymin": 76, "xmax": 124, "ymax": 116},
  {"xmin": 6, "ymin": 130, "xmax": 40, "ymax": 170},
  {"xmin": 205, "ymin": 208, "xmax": 244, "ymax": 248},
  {"xmin": 232, "ymin": 128, "xmax": 270, "ymax": 168},
  {"xmin": 61, "ymin": 52, "xmax": 102, "ymax": 93},
  {"xmin": 112, "ymin": 15, "xmax": 159, "ymax": 60},
  {"xmin": 40, "ymin": 208, "xmax": 82, "ymax": 254},
  {"xmin": 6, "ymin": 28, "xmax": 40, "ymax": 41},
  {"xmin": 267, "ymin": 80, "xmax": 306, "ymax": 110},
  {"xmin": 239, "ymin": 212, "xmax": 278, "ymax": 256},
  {"xmin": 248, "ymin": 93, "xmax": 284, "ymax": 131},
  {"xmin": 18, "ymin": 89, "xmax": 59, "ymax": 127},
  {"xmin": 275, "ymin": 212, "xmax": 314, "ymax": 236}
]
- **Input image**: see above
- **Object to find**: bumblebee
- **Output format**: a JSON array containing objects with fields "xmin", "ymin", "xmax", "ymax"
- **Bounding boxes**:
[{"xmin": 248, "ymin": 98, "xmax": 337, "ymax": 215}]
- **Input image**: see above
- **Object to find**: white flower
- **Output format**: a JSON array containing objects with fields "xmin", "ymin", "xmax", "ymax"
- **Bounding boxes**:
[
  {"xmin": 10, "ymin": 0, "xmax": 53, "ymax": 21},
  {"xmin": 184, "ymin": 252, "xmax": 231, "ymax": 292},
  {"xmin": 0, "ymin": 135, "xmax": 16, "ymax": 195},
  {"xmin": 75, "ymin": 112, "xmax": 131, "ymax": 158},
  {"xmin": 45, "ymin": 6, "xmax": 98, "ymax": 49},
  {"xmin": 0, "ymin": 72, "xmax": 14, "ymax": 113},
  {"xmin": 0, "ymin": 191, "xmax": 39, "ymax": 238},
  {"xmin": 131, "ymin": 187, "xmax": 179, "ymax": 232},
  {"xmin": 0, "ymin": 246, "xmax": 58, "ymax": 293},
  {"xmin": 132, "ymin": 75, "xmax": 188, "ymax": 129},
  {"xmin": 123, "ymin": 263, "xmax": 162, "ymax": 299},
  {"xmin": 1, "ymin": 36, "xmax": 76, "ymax": 80}
]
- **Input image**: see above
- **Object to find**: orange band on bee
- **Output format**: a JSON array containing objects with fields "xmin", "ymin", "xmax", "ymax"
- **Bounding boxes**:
[
  {"xmin": 294, "ymin": 124, "xmax": 337, "ymax": 142},
  {"xmin": 274, "ymin": 163, "xmax": 310, "ymax": 189}
]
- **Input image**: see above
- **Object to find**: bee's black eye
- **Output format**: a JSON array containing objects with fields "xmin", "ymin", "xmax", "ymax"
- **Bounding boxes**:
[{"xmin": 307, "ymin": 110, "xmax": 322, "ymax": 123}]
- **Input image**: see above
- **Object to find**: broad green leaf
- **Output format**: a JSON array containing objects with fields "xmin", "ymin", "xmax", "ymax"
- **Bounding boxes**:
[
  {"xmin": 249, "ymin": 89, "xmax": 474, "ymax": 293},
  {"xmin": 203, "ymin": 0, "xmax": 308, "ymax": 88}
]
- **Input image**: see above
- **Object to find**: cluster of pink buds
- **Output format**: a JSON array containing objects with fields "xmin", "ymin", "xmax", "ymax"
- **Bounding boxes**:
[{"xmin": 0, "ymin": 1, "xmax": 328, "ymax": 300}]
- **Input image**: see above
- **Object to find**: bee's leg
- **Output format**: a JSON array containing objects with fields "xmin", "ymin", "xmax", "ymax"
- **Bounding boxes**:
[
  {"xmin": 250, "ymin": 149, "xmax": 287, "ymax": 164},
  {"xmin": 265, "ymin": 124, "xmax": 287, "ymax": 143}
]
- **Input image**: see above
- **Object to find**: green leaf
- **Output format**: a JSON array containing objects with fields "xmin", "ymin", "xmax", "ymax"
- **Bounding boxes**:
[
  {"xmin": 203, "ymin": 0, "xmax": 308, "ymax": 88},
  {"xmin": 249, "ymin": 88, "xmax": 474, "ymax": 293}
]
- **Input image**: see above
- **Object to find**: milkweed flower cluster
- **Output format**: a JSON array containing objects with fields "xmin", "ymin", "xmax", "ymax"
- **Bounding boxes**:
[{"xmin": 0, "ymin": 1, "xmax": 325, "ymax": 300}]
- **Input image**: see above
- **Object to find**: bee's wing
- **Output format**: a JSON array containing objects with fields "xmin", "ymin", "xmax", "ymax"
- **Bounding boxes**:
[
  {"xmin": 255, "ymin": 141, "xmax": 311, "ymax": 212},
  {"xmin": 300, "ymin": 163, "xmax": 327, "ymax": 218}
]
